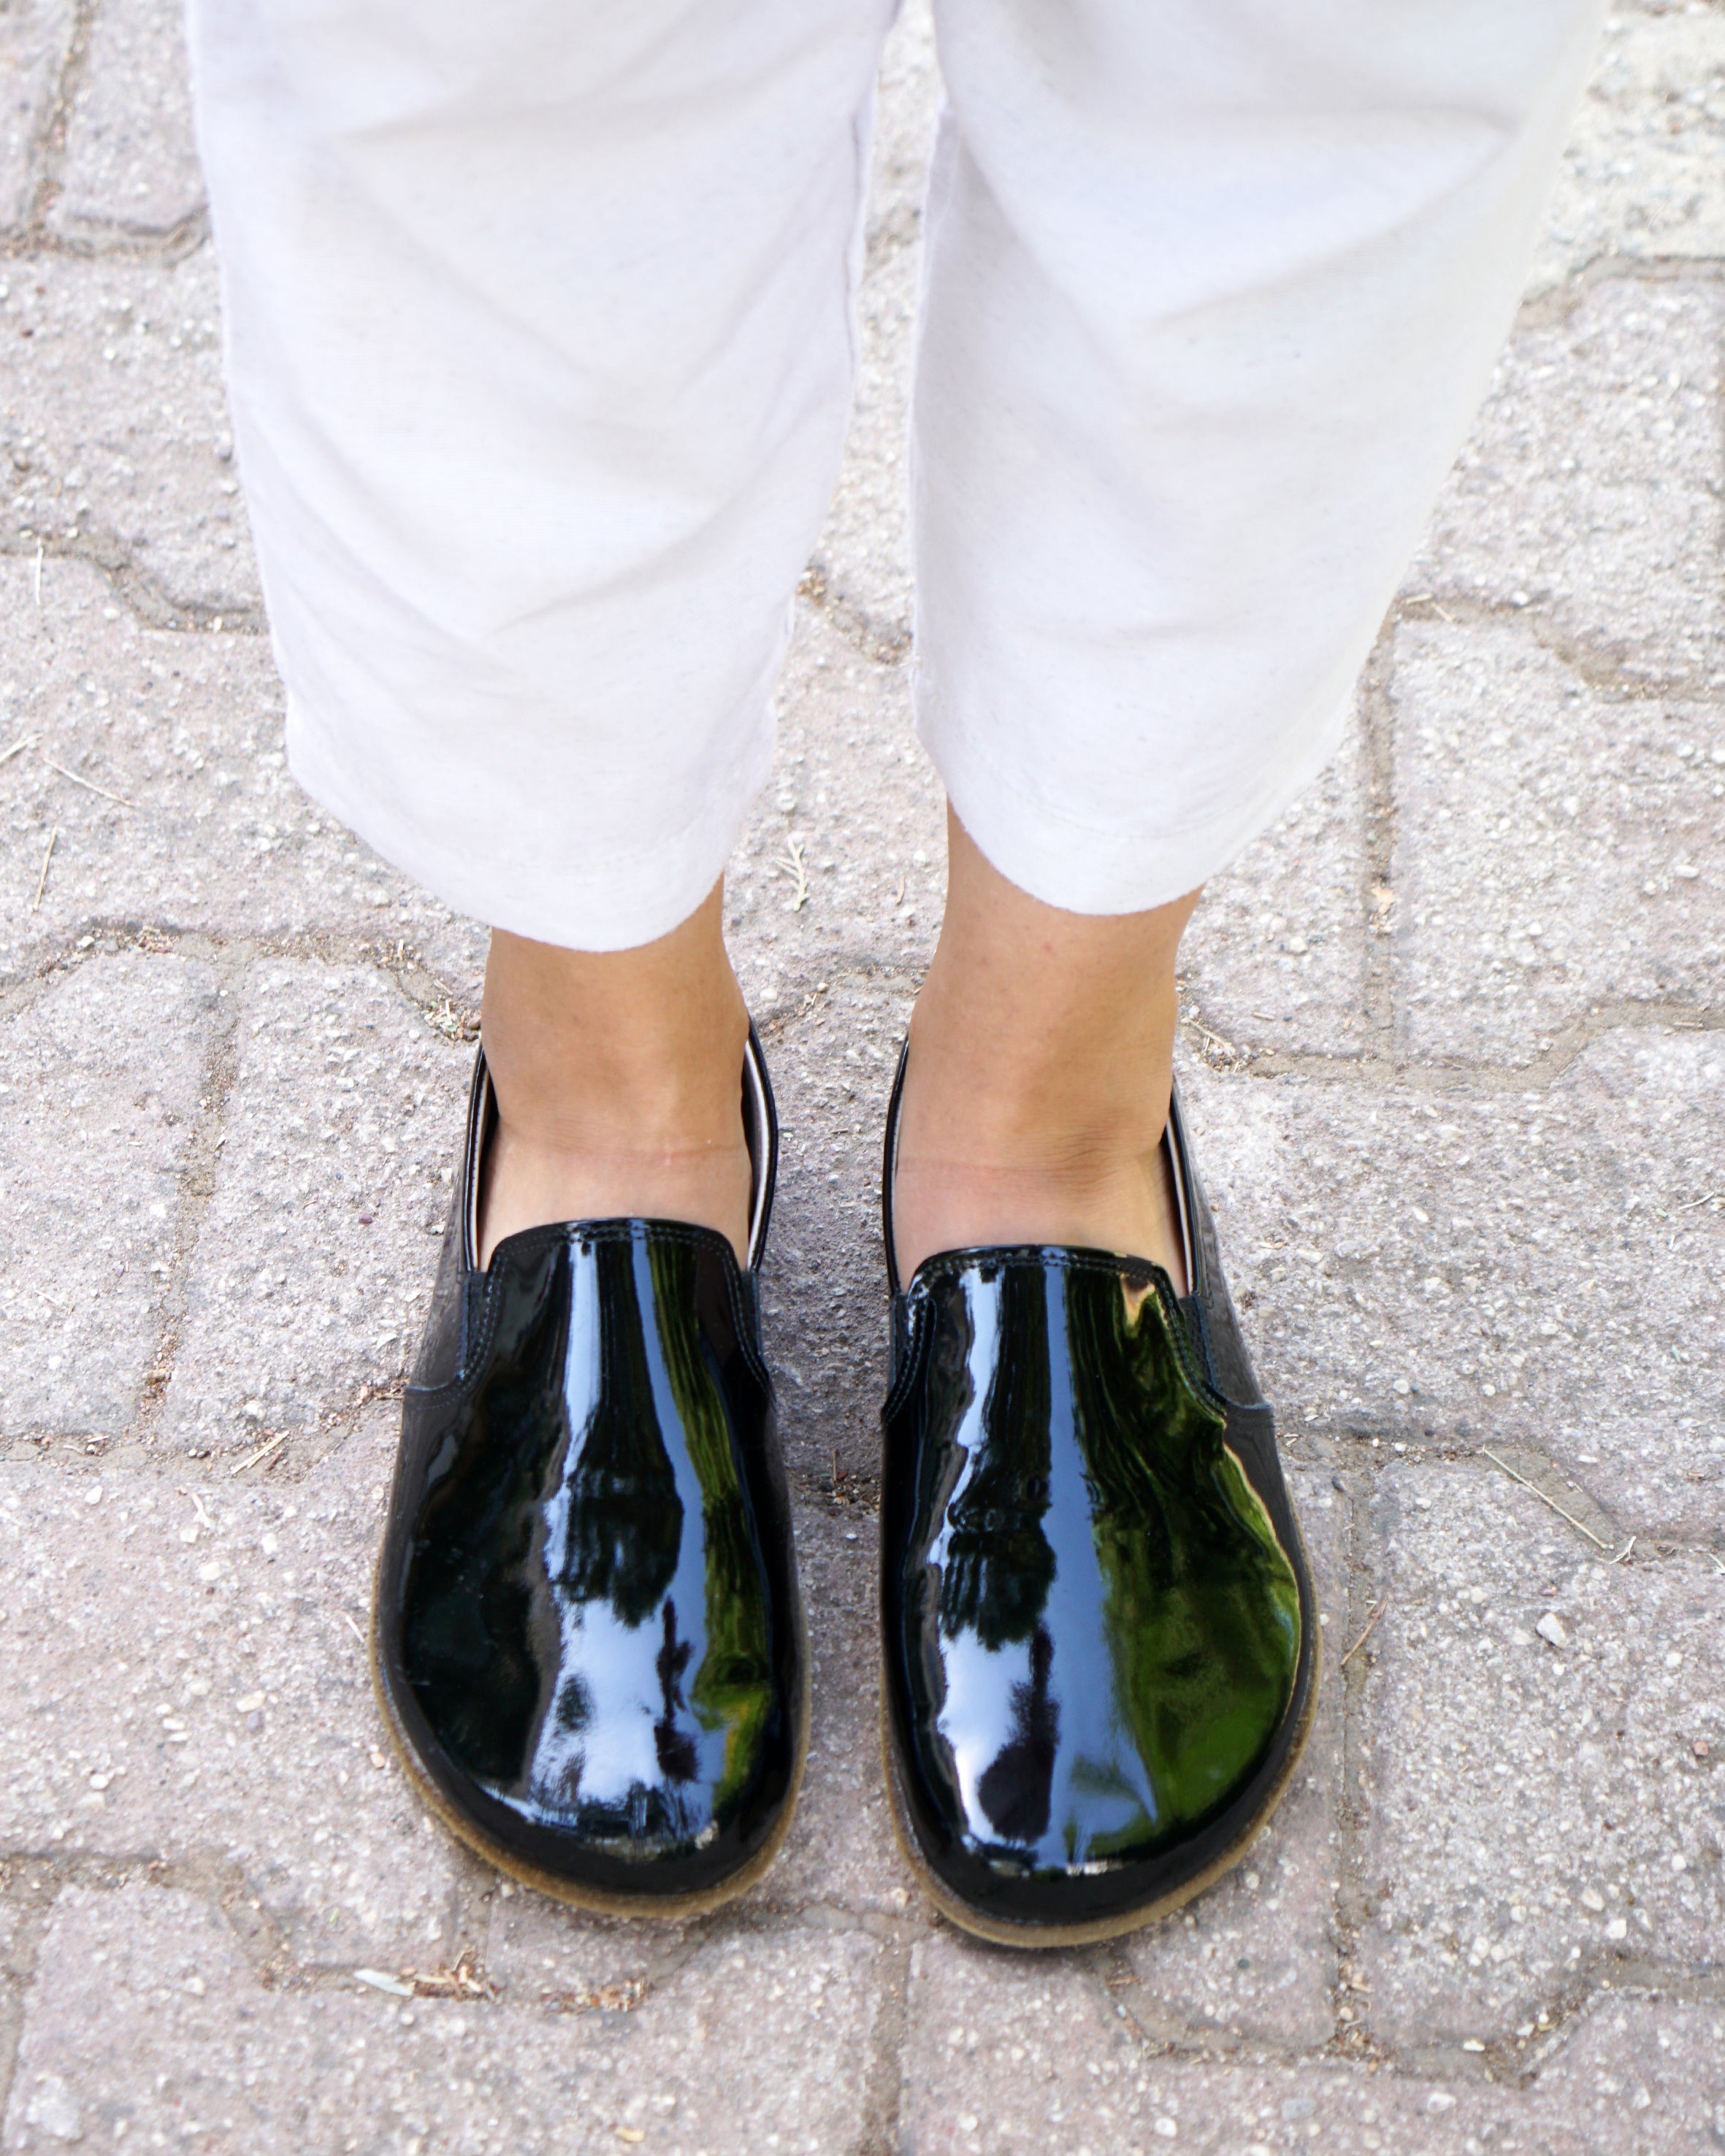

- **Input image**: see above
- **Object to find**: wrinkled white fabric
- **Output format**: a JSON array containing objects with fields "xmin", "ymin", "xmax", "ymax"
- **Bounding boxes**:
[{"xmin": 188, "ymin": 0, "xmax": 1604, "ymax": 948}]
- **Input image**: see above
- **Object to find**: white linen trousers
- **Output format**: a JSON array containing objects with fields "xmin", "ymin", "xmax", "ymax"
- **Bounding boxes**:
[{"xmin": 186, "ymin": 0, "xmax": 1604, "ymax": 951}]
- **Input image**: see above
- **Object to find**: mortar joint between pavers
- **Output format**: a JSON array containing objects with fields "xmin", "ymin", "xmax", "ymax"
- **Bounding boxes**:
[
  {"xmin": 1220, "ymin": 998, "xmax": 1721, "ymax": 1094},
  {"xmin": 1515, "ymin": 246, "xmax": 1725, "ymax": 336},
  {"xmin": 124, "ymin": 945, "xmax": 256, "ymax": 1454},
  {"xmin": 7, "ymin": 929, "xmax": 481, "ymax": 1027},
  {"xmin": 370, "ymin": 940, "xmax": 483, "ymax": 1048},
  {"xmin": 1105, "ymin": 1960, "xmax": 1376, "ymax": 2073},
  {"xmin": 1326, "ymin": 1460, "xmax": 1386, "ymax": 2049},
  {"xmin": 0, "ymin": 1852, "xmax": 69, "ymax": 2126},
  {"xmin": 1393, "ymin": 583, "xmax": 1725, "ymax": 705},
  {"xmin": 34, "ymin": 204, "xmax": 213, "ymax": 267},
  {"xmin": 16, "ymin": 0, "xmax": 98, "ymax": 249},
  {"xmin": 0, "ymin": 526, "xmax": 265, "ymax": 639},
  {"xmin": 1358, "ymin": 628, "xmax": 1401, "ymax": 1063},
  {"xmin": 797, "ymin": 559, "xmax": 913, "ymax": 668},
  {"xmin": 1411, "ymin": 1957, "xmax": 1725, "ymax": 2087},
  {"xmin": 854, "ymin": 1934, "xmax": 912, "ymax": 2156}
]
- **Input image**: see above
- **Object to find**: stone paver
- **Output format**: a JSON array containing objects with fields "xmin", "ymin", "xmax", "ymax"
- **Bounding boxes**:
[
  {"xmin": 1360, "ymin": 1466, "xmax": 1725, "ymax": 2051},
  {"xmin": 1530, "ymin": 4, "xmax": 1725, "ymax": 299},
  {"xmin": 4, "ymin": 1881, "xmax": 884, "ymax": 2155},
  {"xmin": 1179, "ymin": 716, "xmax": 1372, "ymax": 1064},
  {"xmin": 0, "ymin": 560, "xmax": 475, "ymax": 987},
  {"xmin": 902, "ymin": 1934, "xmax": 1725, "ymax": 2155},
  {"xmin": 50, "ymin": 0, "xmax": 202, "ymax": 240},
  {"xmin": 1119, "ymin": 1472, "xmax": 1345, "ymax": 2049},
  {"xmin": 754, "ymin": 967, "xmax": 914, "ymax": 1482},
  {"xmin": 1393, "ymin": 621, "xmax": 1724, "ymax": 1062},
  {"xmin": 1410, "ymin": 277, "xmax": 1724, "ymax": 686},
  {"xmin": 1, "ymin": 0, "xmax": 1721, "ymax": 2146},
  {"xmin": 0, "ymin": 1419, "xmax": 464, "ymax": 1968},
  {"xmin": 160, "ymin": 962, "xmax": 469, "ymax": 1458},
  {"xmin": 1183, "ymin": 1032, "xmax": 1725, "ymax": 1531},
  {"xmin": 0, "ymin": 954, "xmax": 218, "ymax": 1442},
  {"xmin": 0, "ymin": 248, "xmax": 257, "ymax": 618}
]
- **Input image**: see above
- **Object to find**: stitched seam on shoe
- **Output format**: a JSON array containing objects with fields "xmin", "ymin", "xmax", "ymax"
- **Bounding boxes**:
[{"xmin": 880, "ymin": 1293, "xmax": 931, "ymax": 1426}]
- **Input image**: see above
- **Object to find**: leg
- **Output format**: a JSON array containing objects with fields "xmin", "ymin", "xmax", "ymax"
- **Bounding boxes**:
[
  {"xmin": 478, "ymin": 889, "xmax": 751, "ymax": 1265},
  {"xmin": 891, "ymin": 811, "xmax": 1198, "ymax": 1284},
  {"xmin": 895, "ymin": 0, "xmax": 1607, "ymax": 1268},
  {"xmin": 876, "ymin": 0, "xmax": 1607, "ymax": 1946},
  {"xmin": 188, "ymin": 0, "xmax": 898, "ymax": 1254},
  {"xmin": 188, "ymin": 0, "xmax": 897, "ymax": 952}
]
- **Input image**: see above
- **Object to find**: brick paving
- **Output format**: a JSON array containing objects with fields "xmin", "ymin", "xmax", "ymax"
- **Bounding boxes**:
[{"xmin": 1, "ymin": 2, "xmax": 1721, "ymax": 2150}]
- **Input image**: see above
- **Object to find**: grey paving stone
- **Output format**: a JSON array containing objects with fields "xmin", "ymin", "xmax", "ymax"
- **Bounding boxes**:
[
  {"xmin": 808, "ymin": 0, "xmax": 937, "ymax": 651},
  {"xmin": 765, "ymin": 1502, "xmax": 911, "ymax": 1916},
  {"xmin": 50, "ymin": 0, "xmax": 203, "ymax": 239},
  {"xmin": 0, "ymin": 561, "xmax": 473, "ymax": 986},
  {"xmin": 1408, "ymin": 277, "xmax": 1725, "ymax": 686},
  {"xmin": 0, "ymin": 0, "xmax": 72, "ymax": 232},
  {"xmin": 0, "ymin": 1416, "xmax": 464, "ymax": 1969},
  {"xmin": 1182, "ymin": 1029, "xmax": 1724, "ymax": 1530},
  {"xmin": 5, "ymin": 1879, "xmax": 884, "ymax": 2155},
  {"xmin": 902, "ymin": 1933, "xmax": 1725, "ymax": 2154},
  {"xmin": 1529, "ymin": 5, "xmax": 1725, "ymax": 299},
  {"xmin": 1358, "ymin": 1464, "xmax": 1725, "ymax": 2050},
  {"xmin": 1180, "ymin": 715, "xmax": 1372, "ymax": 1062},
  {"xmin": 161, "ymin": 961, "xmax": 470, "ymax": 1457},
  {"xmin": 1119, "ymin": 1470, "xmax": 1345, "ymax": 2049},
  {"xmin": 730, "ymin": 601, "xmax": 944, "ymax": 1013},
  {"xmin": 754, "ymin": 968, "xmax": 915, "ymax": 1484},
  {"xmin": 1391, "ymin": 621, "xmax": 1724, "ymax": 1064},
  {"xmin": 0, "ymin": 244, "xmax": 259, "ymax": 616},
  {"xmin": 0, "ymin": 953, "xmax": 217, "ymax": 1442}
]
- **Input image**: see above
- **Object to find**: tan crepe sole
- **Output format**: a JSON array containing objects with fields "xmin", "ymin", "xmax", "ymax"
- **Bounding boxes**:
[
  {"xmin": 370, "ymin": 1559, "xmax": 813, "ymax": 1920},
  {"xmin": 878, "ymin": 1534, "xmax": 1323, "ymax": 1950}
]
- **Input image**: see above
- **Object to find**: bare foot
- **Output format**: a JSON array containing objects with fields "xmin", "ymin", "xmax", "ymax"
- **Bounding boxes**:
[
  {"xmin": 476, "ymin": 885, "xmax": 753, "ymax": 1267},
  {"xmin": 890, "ymin": 811, "xmax": 1199, "ymax": 1291}
]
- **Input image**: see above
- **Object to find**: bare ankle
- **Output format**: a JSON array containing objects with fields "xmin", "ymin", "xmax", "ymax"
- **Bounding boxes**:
[
  {"xmin": 475, "ymin": 889, "xmax": 753, "ymax": 1265},
  {"xmin": 888, "ymin": 810, "xmax": 1198, "ymax": 1285}
]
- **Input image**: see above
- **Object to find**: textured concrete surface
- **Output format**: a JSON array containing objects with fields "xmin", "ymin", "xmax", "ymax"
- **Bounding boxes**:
[
  {"xmin": 1360, "ymin": 1467, "xmax": 1724, "ymax": 2052},
  {"xmin": 159, "ymin": 962, "xmax": 470, "ymax": 1458},
  {"xmin": 1, "ymin": 0, "xmax": 1721, "ymax": 2149},
  {"xmin": 0, "ymin": 954, "xmax": 218, "ymax": 1439},
  {"xmin": 1393, "ymin": 621, "xmax": 1724, "ymax": 1063}
]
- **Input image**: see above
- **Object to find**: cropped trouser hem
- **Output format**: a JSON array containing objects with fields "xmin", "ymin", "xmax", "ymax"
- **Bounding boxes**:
[{"xmin": 191, "ymin": 0, "xmax": 1606, "ymax": 945}]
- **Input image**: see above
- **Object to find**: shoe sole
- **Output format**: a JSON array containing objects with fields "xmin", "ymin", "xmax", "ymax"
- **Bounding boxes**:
[
  {"xmin": 876, "ymin": 1519, "xmax": 1322, "ymax": 1949},
  {"xmin": 369, "ymin": 1558, "xmax": 812, "ymax": 1922}
]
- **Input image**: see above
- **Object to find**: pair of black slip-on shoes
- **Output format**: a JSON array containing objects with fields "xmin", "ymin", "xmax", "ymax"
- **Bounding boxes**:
[{"xmin": 371, "ymin": 1029, "xmax": 1318, "ymax": 1944}]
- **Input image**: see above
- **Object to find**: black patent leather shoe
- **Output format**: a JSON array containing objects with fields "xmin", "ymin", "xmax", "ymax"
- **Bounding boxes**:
[
  {"xmin": 371, "ymin": 1031, "xmax": 806, "ymax": 1914},
  {"xmin": 878, "ymin": 1054, "xmax": 1317, "ymax": 1945}
]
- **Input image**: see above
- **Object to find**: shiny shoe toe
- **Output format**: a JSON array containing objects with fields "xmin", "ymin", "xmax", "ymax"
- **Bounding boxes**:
[
  {"xmin": 371, "ymin": 1031, "xmax": 806, "ymax": 1913},
  {"xmin": 877, "ymin": 1059, "xmax": 1317, "ymax": 1945}
]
